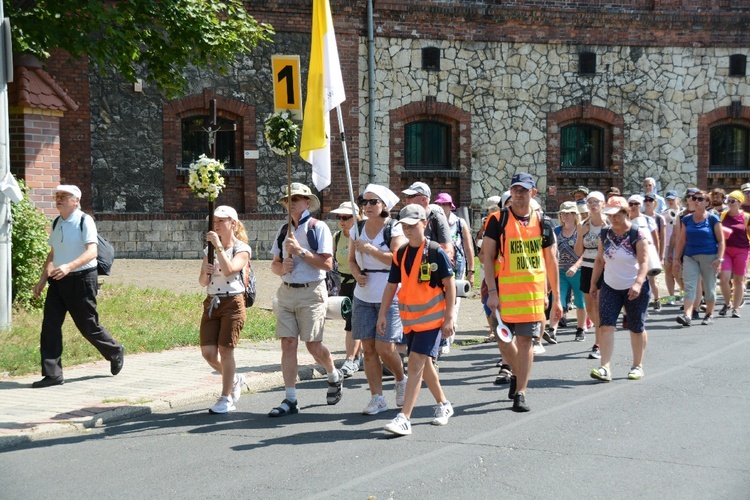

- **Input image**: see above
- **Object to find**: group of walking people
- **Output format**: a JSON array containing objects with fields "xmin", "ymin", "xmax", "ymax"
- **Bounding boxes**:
[{"xmin": 30, "ymin": 177, "xmax": 749, "ymax": 438}]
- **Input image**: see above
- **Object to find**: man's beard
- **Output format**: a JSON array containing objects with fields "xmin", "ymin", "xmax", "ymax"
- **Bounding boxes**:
[{"xmin": 711, "ymin": 200, "xmax": 723, "ymax": 207}]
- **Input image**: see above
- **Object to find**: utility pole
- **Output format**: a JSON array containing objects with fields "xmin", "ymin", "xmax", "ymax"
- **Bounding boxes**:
[{"xmin": 0, "ymin": 5, "xmax": 13, "ymax": 329}]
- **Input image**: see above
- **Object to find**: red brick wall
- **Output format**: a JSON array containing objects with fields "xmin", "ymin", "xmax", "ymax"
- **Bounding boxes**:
[
  {"xmin": 546, "ymin": 101, "xmax": 624, "ymax": 211},
  {"xmin": 163, "ymin": 90, "xmax": 256, "ymax": 215},
  {"xmin": 9, "ymin": 112, "xmax": 61, "ymax": 216},
  {"xmin": 43, "ymin": 50, "xmax": 91, "ymax": 210}
]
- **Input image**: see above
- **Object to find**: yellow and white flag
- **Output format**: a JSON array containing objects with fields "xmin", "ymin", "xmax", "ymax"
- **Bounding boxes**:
[{"xmin": 300, "ymin": 0, "xmax": 345, "ymax": 191}]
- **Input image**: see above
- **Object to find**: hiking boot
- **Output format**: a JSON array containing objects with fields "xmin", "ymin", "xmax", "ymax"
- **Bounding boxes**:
[
  {"xmin": 432, "ymin": 401, "xmax": 454, "ymax": 426},
  {"xmin": 676, "ymin": 314, "xmax": 692, "ymax": 327},
  {"xmin": 588, "ymin": 344, "xmax": 601, "ymax": 359},
  {"xmin": 575, "ymin": 328, "xmax": 586, "ymax": 342},
  {"xmin": 384, "ymin": 413, "xmax": 411, "ymax": 436},
  {"xmin": 512, "ymin": 392, "xmax": 530, "ymax": 412},
  {"xmin": 362, "ymin": 395, "xmax": 388, "ymax": 415}
]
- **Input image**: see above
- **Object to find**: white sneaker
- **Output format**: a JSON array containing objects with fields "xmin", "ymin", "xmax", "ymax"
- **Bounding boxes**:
[
  {"xmin": 363, "ymin": 395, "xmax": 388, "ymax": 415},
  {"xmin": 384, "ymin": 413, "xmax": 412, "ymax": 436},
  {"xmin": 432, "ymin": 401, "xmax": 454, "ymax": 426},
  {"xmin": 395, "ymin": 377, "xmax": 408, "ymax": 407},
  {"xmin": 532, "ymin": 340, "xmax": 546, "ymax": 355},
  {"xmin": 208, "ymin": 396, "xmax": 235, "ymax": 414},
  {"xmin": 232, "ymin": 374, "xmax": 245, "ymax": 403}
]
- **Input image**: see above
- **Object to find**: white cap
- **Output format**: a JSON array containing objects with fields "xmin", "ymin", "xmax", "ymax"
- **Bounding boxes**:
[
  {"xmin": 214, "ymin": 205, "xmax": 238, "ymax": 220},
  {"xmin": 54, "ymin": 184, "xmax": 82, "ymax": 199}
]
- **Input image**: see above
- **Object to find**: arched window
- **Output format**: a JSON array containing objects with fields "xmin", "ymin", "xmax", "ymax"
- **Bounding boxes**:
[
  {"xmin": 405, "ymin": 120, "xmax": 451, "ymax": 169},
  {"xmin": 181, "ymin": 115, "xmax": 237, "ymax": 169},
  {"xmin": 710, "ymin": 124, "xmax": 749, "ymax": 171},
  {"xmin": 560, "ymin": 124, "xmax": 604, "ymax": 171}
]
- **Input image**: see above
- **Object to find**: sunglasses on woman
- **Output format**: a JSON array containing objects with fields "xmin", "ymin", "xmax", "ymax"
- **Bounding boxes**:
[
  {"xmin": 361, "ymin": 199, "xmax": 381, "ymax": 206},
  {"xmin": 336, "ymin": 215, "xmax": 353, "ymax": 221},
  {"xmin": 628, "ymin": 202, "xmax": 641, "ymax": 206}
]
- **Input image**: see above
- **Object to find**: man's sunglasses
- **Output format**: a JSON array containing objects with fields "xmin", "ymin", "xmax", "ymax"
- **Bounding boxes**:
[{"xmin": 691, "ymin": 196, "xmax": 705, "ymax": 202}]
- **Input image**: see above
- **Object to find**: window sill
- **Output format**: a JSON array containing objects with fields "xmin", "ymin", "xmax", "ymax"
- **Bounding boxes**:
[
  {"xmin": 177, "ymin": 168, "xmax": 244, "ymax": 177},
  {"xmin": 402, "ymin": 169, "xmax": 460, "ymax": 178}
]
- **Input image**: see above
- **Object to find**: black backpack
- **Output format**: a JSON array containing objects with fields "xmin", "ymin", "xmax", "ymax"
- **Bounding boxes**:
[
  {"xmin": 52, "ymin": 214, "xmax": 115, "ymax": 276},
  {"xmin": 396, "ymin": 240, "xmax": 443, "ymax": 289},
  {"xmin": 356, "ymin": 218, "xmax": 396, "ymax": 249},
  {"xmin": 493, "ymin": 208, "xmax": 555, "ymax": 261}
]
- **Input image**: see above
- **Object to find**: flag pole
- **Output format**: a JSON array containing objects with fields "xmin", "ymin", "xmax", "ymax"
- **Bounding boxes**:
[{"xmin": 335, "ymin": 105, "xmax": 359, "ymax": 240}]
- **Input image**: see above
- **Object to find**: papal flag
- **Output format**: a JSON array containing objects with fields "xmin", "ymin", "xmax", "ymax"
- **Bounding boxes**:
[{"xmin": 300, "ymin": 0, "xmax": 345, "ymax": 191}]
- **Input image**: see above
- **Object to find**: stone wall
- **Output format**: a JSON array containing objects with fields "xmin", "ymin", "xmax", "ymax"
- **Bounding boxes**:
[
  {"xmin": 360, "ymin": 38, "xmax": 749, "ymax": 207},
  {"xmin": 95, "ymin": 218, "xmax": 339, "ymax": 261}
]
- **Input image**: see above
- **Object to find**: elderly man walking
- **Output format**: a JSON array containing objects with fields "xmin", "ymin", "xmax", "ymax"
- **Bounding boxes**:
[
  {"xmin": 268, "ymin": 183, "xmax": 344, "ymax": 417},
  {"xmin": 32, "ymin": 185, "xmax": 125, "ymax": 388}
]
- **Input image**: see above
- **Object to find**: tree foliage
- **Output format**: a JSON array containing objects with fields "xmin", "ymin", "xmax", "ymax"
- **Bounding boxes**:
[
  {"xmin": 10, "ymin": 179, "xmax": 49, "ymax": 310},
  {"xmin": 6, "ymin": 0, "xmax": 274, "ymax": 97}
]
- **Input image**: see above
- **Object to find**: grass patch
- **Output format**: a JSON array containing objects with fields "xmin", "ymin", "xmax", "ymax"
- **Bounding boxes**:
[
  {"xmin": 102, "ymin": 397, "xmax": 154, "ymax": 405},
  {"xmin": 0, "ymin": 284, "xmax": 276, "ymax": 376}
]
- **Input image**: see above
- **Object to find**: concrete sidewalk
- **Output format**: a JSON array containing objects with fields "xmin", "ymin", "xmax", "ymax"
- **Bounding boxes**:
[{"xmin": 0, "ymin": 259, "xmax": 493, "ymax": 450}]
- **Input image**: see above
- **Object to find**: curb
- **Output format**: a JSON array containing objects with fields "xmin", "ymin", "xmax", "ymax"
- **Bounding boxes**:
[{"xmin": 0, "ymin": 361, "xmax": 329, "ymax": 451}]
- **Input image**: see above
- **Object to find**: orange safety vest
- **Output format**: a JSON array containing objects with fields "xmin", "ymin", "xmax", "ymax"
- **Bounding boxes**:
[
  {"xmin": 493, "ymin": 210, "xmax": 546, "ymax": 323},
  {"xmin": 395, "ymin": 240, "xmax": 446, "ymax": 334}
]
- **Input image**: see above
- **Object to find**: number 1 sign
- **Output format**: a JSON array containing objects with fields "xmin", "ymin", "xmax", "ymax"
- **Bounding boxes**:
[{"xmin": 271, "ymin": 55, "xmax": 303, "ymax": 120}]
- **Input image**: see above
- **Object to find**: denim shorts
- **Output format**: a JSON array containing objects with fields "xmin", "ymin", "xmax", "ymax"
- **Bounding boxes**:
[
  {"xmin": 351, "ymin": 296, "xmax": 404, "ymax": 343},
  {"xmin": 406, "ymin": 327, "xmax": 442, "ymax": 359},
  {"xmin": 598, "ymin": 280, "xmax": 650, "ymax": 333}
]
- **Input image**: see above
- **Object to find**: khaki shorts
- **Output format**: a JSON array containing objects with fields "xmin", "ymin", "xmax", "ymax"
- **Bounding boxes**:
[
  {"xmin": 200, "ymin": 294, "xmax": 246, "ymax": 348},
  {"xmin": 275, "ymin": 280, "xmax": 327, "ymax": 342}
]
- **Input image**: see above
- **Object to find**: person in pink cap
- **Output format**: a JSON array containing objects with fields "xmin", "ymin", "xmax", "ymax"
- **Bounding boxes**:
[{"xmin": 434, "ymin": 192, "xmax": 474, "ymax": 354}]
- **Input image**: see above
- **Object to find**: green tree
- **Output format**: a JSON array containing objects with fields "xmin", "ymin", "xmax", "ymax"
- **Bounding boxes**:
[
  {"xmin": 10, "ymin": 179, "xmax": 49, "ymax": 310},
  {"xmin": 5, "ymin": 0, "xmax": 274, "ymax": 98}
]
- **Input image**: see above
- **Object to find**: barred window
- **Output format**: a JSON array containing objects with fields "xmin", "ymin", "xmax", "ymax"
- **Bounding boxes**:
[
  {"xmin": 710, "ymin": 125, "xmax": 749, "ymax": 171},
  {"xmin": 560, "ymin": 124, "xmax": 604, "ymax": 171},
  {"xmin": 405, "ymin": 121, "xmax": 451, "ymax": 169}
]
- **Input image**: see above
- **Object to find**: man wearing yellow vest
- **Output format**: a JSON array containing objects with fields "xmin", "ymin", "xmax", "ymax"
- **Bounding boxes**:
[
  {"xmin": 482, "ymin": 172, "xmax": 563, "ymax": 412},
  {"xmin": 378, "ymin": 204, "xmax": 456, "ymax": 435}
]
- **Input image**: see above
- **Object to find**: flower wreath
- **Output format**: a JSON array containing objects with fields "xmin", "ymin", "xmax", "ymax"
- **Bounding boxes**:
[
  {"xmin": 264, "ymin": 111, "xmax": 300, "ymax": 156},
  {"xmin": 187, "ymin": 155, "xmax": 226, "ymax": 201}
]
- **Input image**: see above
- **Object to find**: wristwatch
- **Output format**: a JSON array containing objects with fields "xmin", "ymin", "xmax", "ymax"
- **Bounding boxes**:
[
  {"xmin": 215, "ymin": 244, "xmax": 224, "ymax": 253},
  {"xmin": 299, "ymin": 249, "xmax": 309, "ymax": 258}
]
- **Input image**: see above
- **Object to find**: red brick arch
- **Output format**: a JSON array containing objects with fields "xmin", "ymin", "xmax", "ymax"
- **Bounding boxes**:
[
  {"xmin": 389, "ymin": 99, "xmax": 472, "ymax": 208},
  {"xmin": 546, "ymin": 101, "xmax": 624, "ymax": 211},
  {"xmin": 163, "ymin": 89, "xmax": 256, "ymax": 214},
  {"xmin": 698, "ymin": 103, "xmax": 750, "ymax": 192}
]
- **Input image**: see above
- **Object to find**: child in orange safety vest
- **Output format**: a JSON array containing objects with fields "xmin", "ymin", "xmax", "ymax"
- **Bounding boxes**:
[{"xmin": 377, "ymin": 204, "xmax": 456, "ymax": 436}]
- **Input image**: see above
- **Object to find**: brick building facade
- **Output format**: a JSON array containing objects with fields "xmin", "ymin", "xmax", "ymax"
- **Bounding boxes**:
[{"xmin": 9, "ymin": 0, "xmax": 750, "ymax": 258}]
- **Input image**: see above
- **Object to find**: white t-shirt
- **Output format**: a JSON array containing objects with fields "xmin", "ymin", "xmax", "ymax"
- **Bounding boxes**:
[
  {"xmin": 602, "ymin": 227, "xmax": 647, "ymax": 290},
  {"xmin": 204, "ymin": 240, "xmax": 251, "ymax": 295},
  {"xmin": 350, "ymin": 219, "xmax": 404, "ymax": 303}
]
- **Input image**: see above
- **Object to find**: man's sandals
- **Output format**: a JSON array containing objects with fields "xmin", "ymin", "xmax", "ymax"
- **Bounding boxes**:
[{"xmin": 268, "ymin": 399, "xmax": 299, "ymax": 418}]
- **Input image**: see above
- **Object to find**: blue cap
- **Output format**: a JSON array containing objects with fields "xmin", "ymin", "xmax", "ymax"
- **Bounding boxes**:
[
  {"xmin": 685, "ymin": 187, "xmax": 699, "ymax": 196},
  {"xmin": 510, "ymin": 172, "xmax": 536, "ymax": 190},
  {"xmin": 665, "ymin": 190, "xmax": 678, "ymax": 199}
]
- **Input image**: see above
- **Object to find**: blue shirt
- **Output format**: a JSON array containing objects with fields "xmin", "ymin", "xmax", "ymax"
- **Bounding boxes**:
[
  {"xmin": 48, "ymin": 209, "xmax": 97, "ymax": 271},
  {"xmin": 683, "ymin": 213, "xmax": 719, "ymax": 257},
  {"xmin": 272, "ymin": 210, "xmax": 333, "ymax": 284}
]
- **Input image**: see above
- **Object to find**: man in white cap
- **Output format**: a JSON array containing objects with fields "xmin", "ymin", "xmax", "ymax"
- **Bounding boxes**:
[
  {"xmin": 269, "ymin": 182, "xmax": 343, "ymax": 417},
  {"xmin": 402, "ymin": 182, "xmax": 454, "ymax": 262},
  {"xmin": 31, "ymin": 185, "xmax": 125, "ymax": 388}
]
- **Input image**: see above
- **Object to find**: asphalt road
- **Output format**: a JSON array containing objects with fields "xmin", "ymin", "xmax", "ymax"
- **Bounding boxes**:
[{"xmin": 1, "ymin": 304, "xmax": 749, "ymax": 499}]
